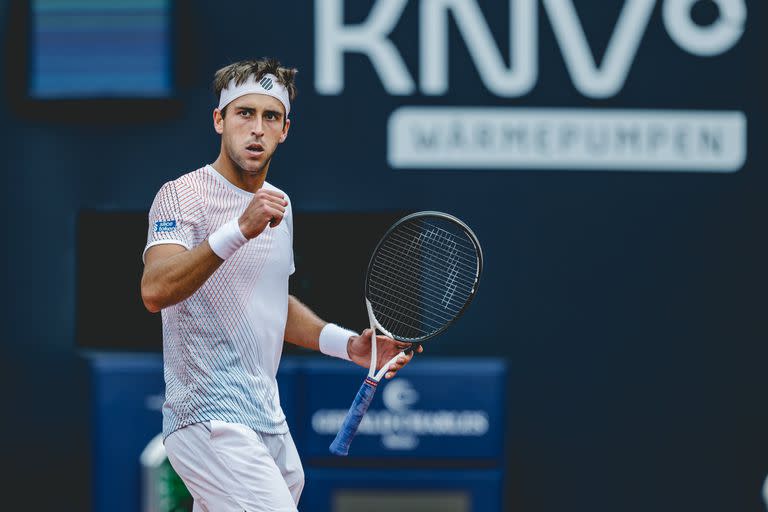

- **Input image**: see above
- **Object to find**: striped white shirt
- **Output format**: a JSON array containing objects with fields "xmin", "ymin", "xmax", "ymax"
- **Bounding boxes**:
[{"xmin": 144, "ymin": 165, "xmax": 295, "ymax": 438}]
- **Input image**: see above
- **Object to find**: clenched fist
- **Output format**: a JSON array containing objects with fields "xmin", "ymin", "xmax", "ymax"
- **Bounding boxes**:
[{"xmin": 238, "ymin": 188, "xmax": 288, "ymax": 239}]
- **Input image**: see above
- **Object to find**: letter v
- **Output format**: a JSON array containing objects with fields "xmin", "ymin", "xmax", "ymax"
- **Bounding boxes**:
[{"xmin": 542, "ymin": 0, "xmax": 656, "ymax": 98}]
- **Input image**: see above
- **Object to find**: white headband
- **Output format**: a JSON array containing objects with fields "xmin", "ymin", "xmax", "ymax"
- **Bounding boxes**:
[{"xmin": 217, "ymin": 74, "xmax": 291, "ymax": 116}]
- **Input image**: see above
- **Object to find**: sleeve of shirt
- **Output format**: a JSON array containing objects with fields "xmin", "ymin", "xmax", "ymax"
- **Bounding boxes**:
[
  {"xmin": 285, "ymin": 195, "xmax": 295, "ymax": 275},
  {"xmin": 142, "ymin": 180, "xmax": 204, "ymax": 263}
]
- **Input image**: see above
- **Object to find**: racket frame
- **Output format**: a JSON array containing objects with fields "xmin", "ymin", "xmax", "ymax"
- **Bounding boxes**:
[
  {"xmin": 329, "ymin": 211, "xmax": 483, "ymax": 455},
  {"xmin": 365, "ymin": 211, "xmax": 483, "ymax": 380}
]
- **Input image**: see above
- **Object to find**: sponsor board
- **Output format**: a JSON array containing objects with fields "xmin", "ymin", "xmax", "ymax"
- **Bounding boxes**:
[
  {"xmin": 315, "ymin": 0, "xmax": 748, "ymax": 172},
  {"xmin": 303, "ymin": 359, "xmax": 506, "ymax": 458}
]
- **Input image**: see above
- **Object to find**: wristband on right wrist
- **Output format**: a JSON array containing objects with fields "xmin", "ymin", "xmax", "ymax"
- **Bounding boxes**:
[{"xmin": 208, "ymin": 217, "xmax": 248, "ymax": 260}]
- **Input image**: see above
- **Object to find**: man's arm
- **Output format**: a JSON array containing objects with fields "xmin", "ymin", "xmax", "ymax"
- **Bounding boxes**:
[
  {"xmin": 283, "ymin": 295, "xmax": 327, "ymax": 351},
  {"xmin": 284, "ymin": 295, "xmax": 422, "ymax": 379},
  {"xmin": 141, "ymin": 187, "xmax": 288, "ymax": 313},
  {"xmin": 141, "ymin": 242, "xmax": 223, "ymax": 313}
]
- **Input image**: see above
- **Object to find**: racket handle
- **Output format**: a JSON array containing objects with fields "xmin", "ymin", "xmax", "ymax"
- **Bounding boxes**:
[{"xmin": 329, "ymin": 377, "xmax": 379, "ymax": 456}]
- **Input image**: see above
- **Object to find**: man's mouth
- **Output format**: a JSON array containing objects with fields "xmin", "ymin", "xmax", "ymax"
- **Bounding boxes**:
[{"xmin": 246, "ymin": 143, "xmax": 264, "ymax": 155}]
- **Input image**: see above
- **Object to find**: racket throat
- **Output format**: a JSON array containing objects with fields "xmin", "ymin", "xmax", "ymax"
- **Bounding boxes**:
[
  {"xmin": 366, "ymin": 298, "xmax": 407, "ymax": 380},
  {"xmin": 365, "ymin": 299, "xmax": 395, "ymax": 339},
  {"xmin": 365, "ymin": 299, "xmax": 378, "ymax": 377}
]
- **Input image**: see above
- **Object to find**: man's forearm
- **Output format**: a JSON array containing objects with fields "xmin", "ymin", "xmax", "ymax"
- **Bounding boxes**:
[
  {"xmin": 141, "ymin": 242, "xmax": 223, "ymax": 312},
  {"xmin": 283, "ymin": 295, "xmax": 327, "ymax": 351}
]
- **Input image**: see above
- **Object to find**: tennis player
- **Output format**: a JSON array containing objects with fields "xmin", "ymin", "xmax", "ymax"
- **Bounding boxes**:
[{"xmin": 140, "ymin": 58, "xmax": 420, "ymax": 512}]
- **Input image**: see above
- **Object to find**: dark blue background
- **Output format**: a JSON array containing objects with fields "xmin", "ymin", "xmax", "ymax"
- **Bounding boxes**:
[{"xmin": 2, "ymin": 1, "xmax": 766, "ymax": 510}]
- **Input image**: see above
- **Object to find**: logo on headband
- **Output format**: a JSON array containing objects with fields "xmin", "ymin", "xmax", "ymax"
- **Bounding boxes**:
[{"xmin": 259, "ymin": 76, "xmax": 274, "ymax": 91}]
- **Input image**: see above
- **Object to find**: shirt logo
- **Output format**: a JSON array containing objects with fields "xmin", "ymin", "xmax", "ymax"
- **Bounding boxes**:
[{"xmin": 154, "ymin": 220, "xmax": 177, "ymax": 232}]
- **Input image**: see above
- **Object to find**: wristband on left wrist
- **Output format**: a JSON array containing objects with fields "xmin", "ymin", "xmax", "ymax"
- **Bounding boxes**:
[{"xmin": 319, "ymin": 323, "xmax": 356, "ymax": 361}]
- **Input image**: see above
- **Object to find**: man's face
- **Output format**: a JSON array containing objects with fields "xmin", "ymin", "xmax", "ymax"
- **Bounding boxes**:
[{"xmin": 214, "ymin": 93, "xmax": 290, "ymax": 175}]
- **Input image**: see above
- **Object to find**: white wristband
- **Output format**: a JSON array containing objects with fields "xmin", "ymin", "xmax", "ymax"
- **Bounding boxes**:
[
  {"xmin": 208, "ymin": 217, "xmax": 248, "ymax": 260},
  {"xmin": 319, "ymin": 323, "xmax": 356, "ymax": 361}
]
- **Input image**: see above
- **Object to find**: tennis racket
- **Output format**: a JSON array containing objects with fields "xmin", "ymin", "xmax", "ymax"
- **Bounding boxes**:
[{"xmin": 329, "ymin": 211, "xmax": 483, "ymax": 456}]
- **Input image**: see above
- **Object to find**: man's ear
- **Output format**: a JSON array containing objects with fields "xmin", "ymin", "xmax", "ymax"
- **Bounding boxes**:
[
  {"xmin": 279, "ymin": 118, "xmax": 291, "ymax": 144},
  {"xmin": 213, "ymin": 108, "xmax": 224, "ymax": 135}
]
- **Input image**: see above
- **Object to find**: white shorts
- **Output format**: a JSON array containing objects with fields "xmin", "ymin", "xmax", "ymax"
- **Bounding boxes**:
[{"xmin": 164, "ymin": 420, "xmax": 304, "ymax": 512}]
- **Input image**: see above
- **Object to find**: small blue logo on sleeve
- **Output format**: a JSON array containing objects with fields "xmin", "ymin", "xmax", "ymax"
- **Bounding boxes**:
[{"xmin": 155, "ymin": 220, "xmax": 177, "ymax": 233}]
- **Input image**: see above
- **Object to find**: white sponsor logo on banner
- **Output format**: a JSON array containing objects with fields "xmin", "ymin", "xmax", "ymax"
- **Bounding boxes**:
[
  {"xmin": 312, "ymin": 379, "xmax": 489, "ymax": 451},
  {"xmin": 314, "ymin": 0, "xmax": 748, "ymax": 172},
  {"xmin": 389, "ymin": 108, "xmax": 746, "ymax": 172},
  {"xmin": 315, "ymin": 0, "xmax": 745, "ymax": 98}
]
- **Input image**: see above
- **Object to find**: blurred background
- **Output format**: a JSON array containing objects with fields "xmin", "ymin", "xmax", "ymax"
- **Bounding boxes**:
[{"xmin": 2, "ymin": 0, "xmax": 766, "ymax": 510}]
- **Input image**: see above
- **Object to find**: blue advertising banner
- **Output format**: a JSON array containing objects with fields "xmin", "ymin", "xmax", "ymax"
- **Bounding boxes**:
[{"xmin": 302, "ymin": 358, "xmax": 507, "ymax": 459}]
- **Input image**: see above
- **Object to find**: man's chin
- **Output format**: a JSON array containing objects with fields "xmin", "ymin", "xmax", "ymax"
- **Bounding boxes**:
[{"xmin": 237, "ymin": 159, "xmax": 266, "ymax": 175}]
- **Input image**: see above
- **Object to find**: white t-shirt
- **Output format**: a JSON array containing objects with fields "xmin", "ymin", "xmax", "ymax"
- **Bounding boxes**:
[{"xmin": 144, "ymin": 164, "xmax": 295, "ymax": 438}]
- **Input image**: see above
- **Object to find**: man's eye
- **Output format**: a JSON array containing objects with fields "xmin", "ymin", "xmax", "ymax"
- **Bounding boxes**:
[
  {"xmin": 265, "ymin": 112, "xmax": 278, "ymax": 120},
  {"xmin": 239, "ymin": 110, "xmax": 252, "ymax": 117}
]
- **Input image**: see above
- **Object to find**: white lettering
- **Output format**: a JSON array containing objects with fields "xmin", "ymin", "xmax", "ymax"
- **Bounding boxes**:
[
  {"xmin": 662, "ymin": 0, "xmax": 746, "ymax": 56},
  {"xmin": 419, "ymin": 0, "xmax": 537, "ymax": 96},
  {"xmin": 542, "ymin": 0, "xmax": 655, "ymax": 98},
  {"xmin": 315, "ymin": 0, "xmax": 746, "ymax": 98},
  {"xmin": 311, "ymin": 409, "xmax": 490, "ymax": 436},
  {"xmin": 388, "ymin": 107, "xmax": 746, "ymax": 172},
  {"xmin": 315, "ymin": 0, "xmax": 414, "ymax": 94}
]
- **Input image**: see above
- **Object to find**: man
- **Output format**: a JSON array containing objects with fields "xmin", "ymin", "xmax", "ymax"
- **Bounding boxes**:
[{"xmin": 140, "ymin": 58, "xmax": 419, "ymax": 512}]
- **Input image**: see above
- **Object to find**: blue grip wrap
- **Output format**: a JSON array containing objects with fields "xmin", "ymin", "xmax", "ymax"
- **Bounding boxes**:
[{"xmin": 329, "ymin": 377, "xmax": 379, "ymax": 456}]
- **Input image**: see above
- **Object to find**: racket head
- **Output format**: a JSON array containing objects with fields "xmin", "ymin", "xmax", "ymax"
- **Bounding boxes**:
[{"xmin": 364, "ymin": 211, "xmax": 483, "ymax": 344}]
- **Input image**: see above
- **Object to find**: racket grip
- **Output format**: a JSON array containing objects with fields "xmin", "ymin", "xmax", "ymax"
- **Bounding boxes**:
[{"xmin": 329, "ymin": 377, "xmax": 379, "ymax": 456}]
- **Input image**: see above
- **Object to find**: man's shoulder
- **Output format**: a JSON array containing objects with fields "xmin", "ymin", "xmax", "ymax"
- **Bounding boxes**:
[
  {"xmin": 150, "ymin": 167, "xmax": 210, "ymax": 208},
  {"xmin": 173, "ymin": 166, "xmax": 211, "ymax": 189},
  {"xmin": 156, "ymin": 166, "xmax": 216, "ymax": 200}
]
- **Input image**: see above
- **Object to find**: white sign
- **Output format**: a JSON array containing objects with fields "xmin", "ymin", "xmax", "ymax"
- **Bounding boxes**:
[{"xmin": 388, "ymin": 108, "xmax": 747, "ymax": 172}]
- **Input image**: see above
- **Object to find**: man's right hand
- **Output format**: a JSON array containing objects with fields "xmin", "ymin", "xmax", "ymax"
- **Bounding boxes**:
[{"xmin": 238, "ymin": 189, "xmax": 288, "ymax": 239}]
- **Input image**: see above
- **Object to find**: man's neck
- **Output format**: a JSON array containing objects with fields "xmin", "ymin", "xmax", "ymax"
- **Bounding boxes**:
[{"xmin": 210, "ymin": 153, "xmax": 268, "ymax": 194}]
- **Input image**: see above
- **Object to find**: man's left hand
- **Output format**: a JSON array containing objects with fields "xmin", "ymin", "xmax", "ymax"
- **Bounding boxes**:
[{"xmin": 347, "ymin": 329, "xmax": 424, "ymax": 379}]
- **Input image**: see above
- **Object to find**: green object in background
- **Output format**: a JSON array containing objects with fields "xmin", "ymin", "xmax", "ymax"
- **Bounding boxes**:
[{"xmin": 141, "ymin": 434, "xmax": 193, "ymax": 512}]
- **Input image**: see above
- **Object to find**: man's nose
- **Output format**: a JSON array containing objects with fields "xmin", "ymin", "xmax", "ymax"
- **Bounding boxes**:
[{"xmin": 251, "ymin": 117, "xmax": 265, "ymax": 136}]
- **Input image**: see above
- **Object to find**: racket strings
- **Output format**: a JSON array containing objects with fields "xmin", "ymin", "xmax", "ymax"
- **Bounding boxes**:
[
  {"xmin": 368, "ymin": 280, "xmax": 454, "ymax": 333},
  {"xmin": 369, "ymin": 268, "xmax": 471, "ymax": 321},
  {"xmin": 379, "ymin": 225, "xmax": 479, "ymax": 285},
  {"xmin": 367, "ymin": 218, "xmax": 480, "ymax": 340},
  {"xmin": 379, "ymin": 233, "xmax": 480, "ymax": 275},
  {"xmin": 371, "ymin": 250, "xmax": 476, "ymax": 305},
  {"xmin": 378, "ymin": 221, "xmax": 478, "ymax": 271},
  {"xmin": 370, "ymin": 249, "xmax": 436, "ymax": 338},
  {"xmin": 396, "ymin": 222, "xmax": 481, "ymax": 263},
  {"xmin": 370, "ymin": 267, "xmax": 469, "ymax": 338},
  {"xmin": 378, "ymin": 225, "xmax": 480, "ymax": 287},
  {"xmin": 369, "ymin": 258, "xmax": 475, "ymax": 319}
]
